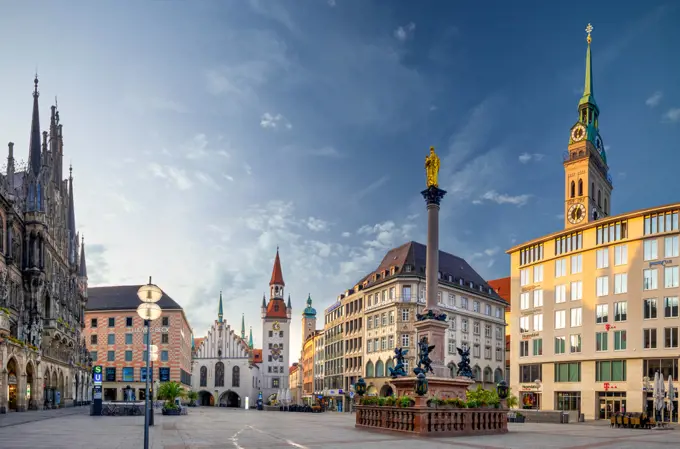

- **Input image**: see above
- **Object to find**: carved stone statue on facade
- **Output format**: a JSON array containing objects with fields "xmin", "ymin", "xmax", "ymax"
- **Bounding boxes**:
[
  {"xmin": 456, "ymin": 346, "xmax": 474, "ymax": 379},
  {"xmin": 413, "ymin": 336, "xmax": 435, "ymax": 376}
]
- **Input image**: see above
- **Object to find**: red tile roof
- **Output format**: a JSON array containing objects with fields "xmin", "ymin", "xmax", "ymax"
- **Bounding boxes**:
[
  {"xmin": 265, "ymin": 298, "xmax": 288, "ymax": 319},
  {"xmin": 488, "ymin": 277, "xmax": 511, "ymax": 307},
  {"xmin": 269, "ymin": 248, "xmax": 285, "ymax": 286}
]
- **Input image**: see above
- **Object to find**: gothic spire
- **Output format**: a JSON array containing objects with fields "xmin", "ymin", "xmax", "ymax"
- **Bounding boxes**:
[
  {"xmin": 241, "ymin": 313, "xmax": 245, "ymax": 339},
  {"xmin": 68, "ymin": 165, "xmax": 77, "ymax": 265},
  {"xmin": 218, "ymin": 291, "xmax": 224, "ymax": 323},
  {"xmin": 248, "ymin": 326, "xmax": 254, "ymax": 349},
  {"xmin": 269, "ymin": 247, "xmax": 285, "ymax": 286},
  {"xmin": 578, "ymin": 23, "xmax": 599, "ymax": 114},
  {"xmin": 28, "ymin": 75, "xmax": 42, "ymax": 177},
  {"xmin": 287, "ymin": 294, "xmax": 292, "ymax": 309},
  {"xmin": 78, "ymin": 235, "xmax": 87, "ymax": 278},
  {"xmin": 262, "ymin": 294, "xmax": 266, "ymax": 308}
]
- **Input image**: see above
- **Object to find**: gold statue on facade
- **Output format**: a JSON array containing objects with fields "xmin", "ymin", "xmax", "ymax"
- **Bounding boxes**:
[{"xmin": 425, "ymin": 146, "xmax": 440, "ymax": 188}]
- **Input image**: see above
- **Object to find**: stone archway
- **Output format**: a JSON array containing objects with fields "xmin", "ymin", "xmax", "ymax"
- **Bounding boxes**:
[
  {"xmin": 379, "ymin": 384, "xmax": 393, "ymax": 397},
  {"xmin": 219, "ymin": 390, "xmax": 240, "ymax": 408},
  {"xmin": 25, "ymin": 361, "xmax": 35, "ymax": 410},
  {"xmin": 6, "ymin": 357, "xmax": 19, "ymax": 411},
  {"xmin": 58, "ymin": 370, "xmax": 65, "ymax": 407},
  {"xmin": 198, "ymin": 390, "xmax": 214, "ymax": 406}
]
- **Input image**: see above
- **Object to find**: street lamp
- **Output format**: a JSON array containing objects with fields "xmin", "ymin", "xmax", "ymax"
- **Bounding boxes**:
[{"xmin": 137, "ymin": 277, "xmax": 163, "ymax": 449}]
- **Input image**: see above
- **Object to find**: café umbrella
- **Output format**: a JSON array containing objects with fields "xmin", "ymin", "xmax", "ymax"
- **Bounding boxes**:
[{"xmin": 668, "ymin": 376, "xmax": 675, "ymax": 415}]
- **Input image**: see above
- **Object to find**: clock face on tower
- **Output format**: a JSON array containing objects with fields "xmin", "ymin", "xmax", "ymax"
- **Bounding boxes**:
[
  {"xmin": 272, "ymin": 321, "xmax": 280, "ymax": 331},
  {"xmin": 568, "ymin": 203, "xmax": 586, "ymax": 224},
  {"xmin": 571, "ymin": 124, "xmax": 586, "ymax": 142}
]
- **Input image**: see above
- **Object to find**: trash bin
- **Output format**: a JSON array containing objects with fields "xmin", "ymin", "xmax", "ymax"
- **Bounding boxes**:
[{"xmin": 561, "ymin": 412, "xmax": 569, "ymax": 424}]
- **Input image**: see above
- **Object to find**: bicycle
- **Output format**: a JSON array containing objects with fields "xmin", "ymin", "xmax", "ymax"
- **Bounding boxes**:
[{"xmin": 101, "ymin": 403, "xmax": 119, "ymax": 416}]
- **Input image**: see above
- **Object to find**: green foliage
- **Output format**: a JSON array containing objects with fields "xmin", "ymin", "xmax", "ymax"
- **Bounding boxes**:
[
  {"xmin": 465, "ymin": 385, "xmax": 500, "ymax": 407},
  {"xmin": 157, "ymin": 381, "xmax": 185, "ymax": 407},
  {"xmin": 187, "ymin": 391, "xmax": 198, "ymax": 401},
  {"xmin": 360, "ymin": 395, "xmax": 414, "ymax": 408},
  {"xmin": 0, "ymin": 307, "xmax": 11, "ymax": 316},
  {"xmin": 397, "ymin": 396, "xmax": 414, "ymax": 408}
]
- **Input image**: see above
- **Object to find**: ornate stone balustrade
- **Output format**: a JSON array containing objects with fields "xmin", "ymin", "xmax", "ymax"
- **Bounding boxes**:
[{"xmin": 356, "ymin": 405, "xmax": 508, "ymax": 437}]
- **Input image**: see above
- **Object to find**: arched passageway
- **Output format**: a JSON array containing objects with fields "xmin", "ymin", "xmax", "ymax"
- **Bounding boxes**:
[
  {"xmin": 198, "ymin": 391, "xmax": 214, "ymax": 406},
  {"xmin": 219, "ymin": 390, "xmax": 240, "ymax": 408}
]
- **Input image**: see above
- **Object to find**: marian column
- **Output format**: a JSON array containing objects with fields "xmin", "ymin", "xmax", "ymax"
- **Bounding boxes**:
[{"xmin": 414, "ymin": 147, "xmax": 449, "ymax": 378}]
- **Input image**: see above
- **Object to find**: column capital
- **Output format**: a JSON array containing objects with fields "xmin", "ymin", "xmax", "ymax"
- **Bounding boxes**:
[{"xmin": 421, "ymin": 186, "xmax": 447, "ymax": 206}]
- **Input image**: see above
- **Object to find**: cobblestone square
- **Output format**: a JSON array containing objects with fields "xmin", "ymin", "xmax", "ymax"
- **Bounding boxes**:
[{"xmin": 0, "ymin": 408, "xmax": 678, "ymax": 449}]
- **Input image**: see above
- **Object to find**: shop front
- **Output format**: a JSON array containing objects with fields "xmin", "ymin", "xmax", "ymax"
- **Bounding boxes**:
[
  {"xmin": 8, "ymin": 372, "xmax": 17, "ymax": 411},
  {"xmin": 324, "ymin": 389, "xmax": 344, "ymax": 412},
  {"xmin": 598, "ymin": 390, "xmax": 626, "ymax": 420},
  {"xmin": 519, "ymin": 383, "xmax": 542, "ymax": 410}
]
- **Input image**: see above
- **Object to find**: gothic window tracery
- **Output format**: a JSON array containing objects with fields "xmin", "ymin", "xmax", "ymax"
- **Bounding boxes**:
[
  {"xmin": 232, "ymin": 366, "xmax": 240, "ymax": 387},
  {"xmin": 215, "ymin": 362, "xmax": 225, "ymax": 387},
  {"xmin": 200, "ymin": 366, "xmax": 207, "ymax": 387}
]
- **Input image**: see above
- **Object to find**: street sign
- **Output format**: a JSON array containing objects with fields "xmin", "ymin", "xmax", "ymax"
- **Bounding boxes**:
[
  {"xmin": 350, "ymin": 392, "xmax": 355, "ymax": 399},
  {"xmin": 93, "ymin": 365, "xmax": 103, "ymax": 385}
]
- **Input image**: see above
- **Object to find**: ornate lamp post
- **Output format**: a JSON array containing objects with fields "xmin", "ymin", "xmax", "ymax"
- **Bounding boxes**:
[
  {"xmin": 414, "ymin": 373, "xmax": 429, "ymax": 397},
  {"xmin": 137, "ymin": 278, "xmax": 163, "ymax": 449},
  {"xmin": 497, "ymin": 380, "xmax": 509, "ymax": 407}
]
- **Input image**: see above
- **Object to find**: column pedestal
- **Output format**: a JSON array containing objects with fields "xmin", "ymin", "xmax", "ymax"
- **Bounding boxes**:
[{"xmin": 414, "ymin": 318, "xmax": 449, "ymax": 378}]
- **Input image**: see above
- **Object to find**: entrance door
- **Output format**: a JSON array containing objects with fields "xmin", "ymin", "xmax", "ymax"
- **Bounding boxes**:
[
  {"xmin": 599, "ymin": 398, "xmax": 624, "ymax": 419},
  {"xmin": 8, "ymin": 385, "xmax": 17, "ymax": 411}
]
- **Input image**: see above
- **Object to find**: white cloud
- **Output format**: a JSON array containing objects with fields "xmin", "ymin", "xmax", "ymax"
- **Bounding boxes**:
[
  {"xmin": 107, "ymin": 192, "xmax": 137, "ymax": 213},
  {"xmin": 185, "ymin": 134, "xmax": 209, "ymax": 160},
  {"xmin": 306, "ymin": 217, "xmax": 329, "ymax": 232},
  {"xmin": 217, "ymin": 150, "xmax": 231, "ymax": 158},
  {"xmin": 475, "ymin": 190, "xmax": 531, "ymax": 207},
  {"xmin": 328, "ymin": 0, "xmax": 336, "ymax": 6},
  {"xmin": 223, "ymin": 174, "xmax": 234, "ymax": 182},
  {"xmin": 663, "ymin": 108, "xmax": 680, "ymax": 123},
  {"xmin": 646, "ymin": 91, "xmax": 663, "ymax": 107},
  {"xmin": 244, "ymin": 163, "xmax": 253, "ymax": 175},
  {"xmin": 518, "ymin": 152, "xmax": 544, "ymax": 164},
  {"xmin": 260, "ymin": 112, "xmax": 292, "ymax": 129},
  {"xmin": 310, "ymin": 146, "xmax": 342, "ymax": 158},
  {"xmin": 341, "ymin": 232, "xmax": 351, "ymax": 238},
  {"xmin": 394, "ymin": 22, "xmax": 416, "ymax": 42},
  {"xmin": 148, "ymin": 163, "xmax": 193, "ymax": 190},
  {"xmin": 195, "ymin": 171, "xmax": 222, "ymax": 191}
]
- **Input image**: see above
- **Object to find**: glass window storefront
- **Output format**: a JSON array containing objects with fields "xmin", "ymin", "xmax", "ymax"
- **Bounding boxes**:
[
  {"xmin": 598, "ymin": 391, "xmax": 626, "ymax": 419},
  {"xmin": 521, "ymin": 392, "xmax": 541, "ymax": 410},
  {"xmin": 644, "ymin": 359, "xmax": 679, "ymax": 381},
  {"xmin": 645, "ymin": 392, "xmax": 678, "ymax": 423},
  {"xmin": 555, "ymin": 391, "xmax": 581, "ymax": 412}
]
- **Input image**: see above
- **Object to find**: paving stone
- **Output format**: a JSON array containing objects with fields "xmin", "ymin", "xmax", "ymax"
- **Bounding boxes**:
[{"xmin": 0, "ymin": 407, "xmax": 677, "ymax": 449}]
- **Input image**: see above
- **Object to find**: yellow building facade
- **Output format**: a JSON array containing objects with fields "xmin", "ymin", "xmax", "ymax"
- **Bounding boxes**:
[{"xmin": 508, "ymin": 27, "xmax": 679, "ymax": 421}]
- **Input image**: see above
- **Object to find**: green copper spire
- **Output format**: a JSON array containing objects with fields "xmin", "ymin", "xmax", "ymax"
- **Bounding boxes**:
[
  {"xmin": 241, "ymin": 313, "xmax": 245, "ymax": 339},
  {"xmin": 218, "ymin": 291, "xmax": 223, "ymax": 323},
  {"xmin": 248, "ymin": 326, "xmax": 254, "ymax": 349},
  {"xmin": 578, "ymin": 23, "xmax": 598, "ymax": 110}
]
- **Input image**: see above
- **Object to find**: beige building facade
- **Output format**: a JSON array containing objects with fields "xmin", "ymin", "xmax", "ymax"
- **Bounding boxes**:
[
  {"xmin": 508, "ymin": 30, "xmax": 679, "ymax": 421},
  {"xmin": 361, "ymin": 242, "xmax": 507, "ymax": 397}
]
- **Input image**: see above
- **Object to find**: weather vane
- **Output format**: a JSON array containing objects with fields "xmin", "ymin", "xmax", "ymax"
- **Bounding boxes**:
[{"xmin": 586, "ymin": 23, "xmax": 593, "ymax": 44}]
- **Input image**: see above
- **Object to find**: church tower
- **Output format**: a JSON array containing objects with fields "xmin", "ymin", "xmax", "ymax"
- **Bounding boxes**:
[
  {"xmin": 564, "ymin": 24, "xmax": 612, "ymax": 230},
  {"xmin": 301, "ymin": 294, "xmax": 317, "ymax": 342},
  {"xmin": 260, "ymin": 248, "xmax": 292, "ymax": 401}
]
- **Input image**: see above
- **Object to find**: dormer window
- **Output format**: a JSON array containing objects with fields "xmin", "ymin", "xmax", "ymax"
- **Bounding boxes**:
[
  {"xmin": 459, "ymin": 279, "xmax": 464, "ymax": 286},
  {"xmin": 438, "ymin": 271, "xmax": 442, "ymax": 279},
  {"xmin": 469, "ymin": 281, "xmax": 474, "ymax": 288},
  {"xmin": 404, "ymin": 265, "xmax": 412, "ymax": 272}
]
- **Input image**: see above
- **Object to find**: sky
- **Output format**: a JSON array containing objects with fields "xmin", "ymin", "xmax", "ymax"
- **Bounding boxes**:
[{"xmin": 0, "ymin": 1, "xmax": 678, "ymax": 358}]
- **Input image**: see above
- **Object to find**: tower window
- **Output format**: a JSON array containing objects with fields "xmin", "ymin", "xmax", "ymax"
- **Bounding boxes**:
[
  {"xmin": 591, "ymin": 182, "xmax": 595, "ymax": 197},
  {"xmin": 598, "ymin": 190, "xmax": 602, "ymax": 208},
  {"xmin": 570, "ymin": 181, "xmax": 575, "ymax": 198},
  {"xmin": 578, "ymin": 179, "xmax": 583, "ymax": 197},
  {"xmin": 604, "ymin": 198, "xmax": 608, "ymax": 215}
]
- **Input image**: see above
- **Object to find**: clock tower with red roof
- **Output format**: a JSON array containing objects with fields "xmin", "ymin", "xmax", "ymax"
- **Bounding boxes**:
[{"xmin": 260, "ymin": 248, "xmax": 292, "ymax": 402}]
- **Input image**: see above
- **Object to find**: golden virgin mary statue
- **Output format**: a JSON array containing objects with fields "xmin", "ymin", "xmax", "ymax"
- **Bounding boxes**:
[{"xmin": 425, "ymin": 146, "xmax": 440, "ymax": 188}]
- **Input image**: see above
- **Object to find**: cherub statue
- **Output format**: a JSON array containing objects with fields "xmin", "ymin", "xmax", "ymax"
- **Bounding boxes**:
[
  {"xmin": 456, "ymin": 346, "xmax": 474, "ymax": 379},
  {"xmin": 425, "ymin": 146, "xmax": 440, "ymax": 188},
  {"xmin": 413, "ymin": 336, "xmax": 435, "ymax": 376},
  {"xmin": 388, "ymin": 347, "xmax": 408, "ymax": 378}
]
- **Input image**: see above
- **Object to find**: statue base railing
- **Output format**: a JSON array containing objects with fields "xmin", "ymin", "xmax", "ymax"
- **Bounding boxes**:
[
  {"xmin": 390, "ymin": 376, "xmax": 475, "ymax": 400},
  {"xmin": 355, "ymin": 398, "xmax": 508, "ymax": 437}
]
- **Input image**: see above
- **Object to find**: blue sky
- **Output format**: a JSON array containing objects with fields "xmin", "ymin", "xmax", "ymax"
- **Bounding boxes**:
[{"xmin": 1, "ymin": 1, "xmax": 678, "ymax": 354}]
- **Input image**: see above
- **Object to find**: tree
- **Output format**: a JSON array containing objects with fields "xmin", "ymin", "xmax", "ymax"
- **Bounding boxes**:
[{"xmin": 157, "ymin": 381, "xmax": 186, "ymax": 410}]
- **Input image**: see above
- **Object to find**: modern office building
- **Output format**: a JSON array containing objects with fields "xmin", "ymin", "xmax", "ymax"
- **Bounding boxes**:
[
  {"xmin": 85, "ymin": 285, "xmax": 193, "ymax": 401},
  {"xmin": 508, "ymin": 29, "xmax": 680, "ymax": 421}
]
